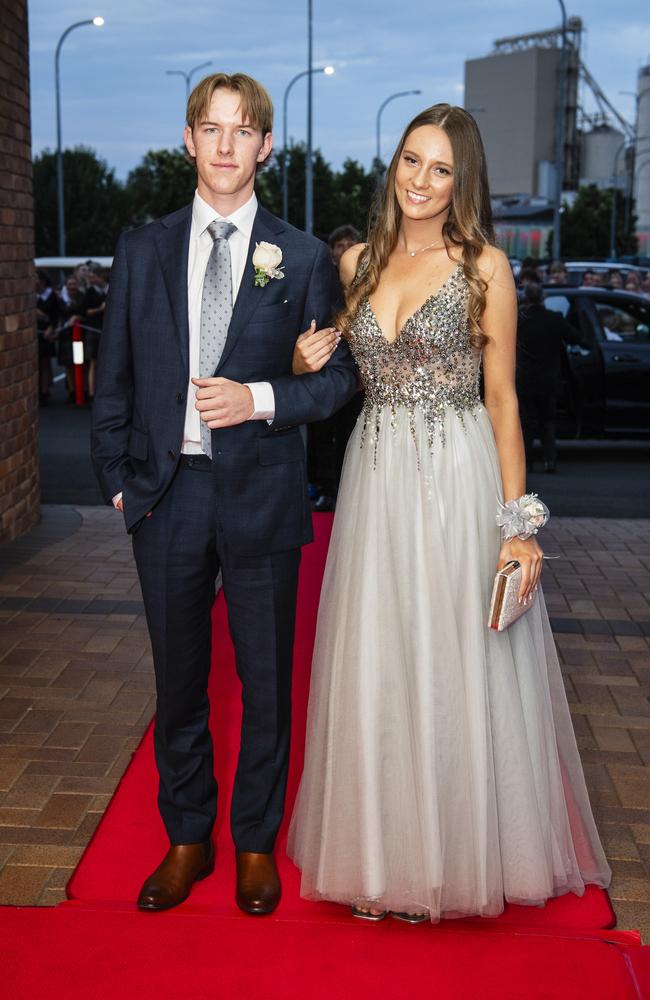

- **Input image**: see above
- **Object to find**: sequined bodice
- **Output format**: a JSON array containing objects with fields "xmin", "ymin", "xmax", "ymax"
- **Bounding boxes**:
[{"xmin": 348, "ymin": 264, "xmax": 481, "ymax": 452}]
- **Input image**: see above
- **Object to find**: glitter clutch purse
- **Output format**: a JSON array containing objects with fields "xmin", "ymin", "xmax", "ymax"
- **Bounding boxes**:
[{"xmin": 488, "ymin": 560, "xmax": 535, "ymax": 631}]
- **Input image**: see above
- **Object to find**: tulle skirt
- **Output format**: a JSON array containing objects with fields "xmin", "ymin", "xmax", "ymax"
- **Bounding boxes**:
[{"xmin": 287, "ymin": 403, "xmax": 611, "ymax": 921}]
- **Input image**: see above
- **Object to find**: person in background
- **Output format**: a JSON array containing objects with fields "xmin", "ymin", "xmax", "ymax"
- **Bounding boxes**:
[
  {"xmin": 516, "ymin": 282, "xmax": 576, "ymax": 473},
  {"xmin": 57, "ymin": 275, "xmax": 85, "ymax": 401},
  {"xmin": 581, "ymin": 269, "xmax": 601, "ymax": 287},
  {"xmin": 305, "ymin": 225, "xmax": 363, "ymax": 509},
  {"xmin": 640, "ymin": 273, "xmax": 650, "ymax": 299},
  {"xmin": 516, "ymin": 266, "xmax": 542, "ymax": 304},
  {"xmin": 328, "ymin": 225, "xmax": 361, "ymax": 266},
  {"xmin": 520, "ymin": 255, "xmax": 541, "ymax": 278},
  {"xmin": 625, "ymin": 271, "xmax": 641, "ymax": 293},
  {"xmin": 605, "ymin": 270, "xmax": 624, "ymax": 290},
  {"xmin": 36, "ymin": 270, "xmax": 59, "ymax": 404},
  {"xmin": 82, "ymin": 265, "xmax": 108, "ymax": 401},
  {"xmin": 547, "ymin": 260, "xmax": 568, "ymax": 285}
]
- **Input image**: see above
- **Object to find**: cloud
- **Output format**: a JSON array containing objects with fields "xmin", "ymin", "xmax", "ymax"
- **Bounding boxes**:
[{"xmin": 28, "ymin": 0, "xmax": 650, "ymax": 178}]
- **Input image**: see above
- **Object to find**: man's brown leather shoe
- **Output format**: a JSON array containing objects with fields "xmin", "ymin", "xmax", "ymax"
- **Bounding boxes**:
[
  {"xmin": 235, "ymin": 851, "xmax": 281, "ymax": 915},
  {"xmin": 137, "ymin": 841, "xmax": 214, "ymax": 911}
]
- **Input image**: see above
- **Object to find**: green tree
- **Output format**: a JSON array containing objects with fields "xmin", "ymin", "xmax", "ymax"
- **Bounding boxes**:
[
  {"xmin": 33, "ymin": 146, "xmax": 130, "ymax": 256},
  {"xmin": 125, "ymin": 148, "xmax": 197, "ymax": 226},
  {"xmin": 546, "ymin": 184, "xmax": 638, "ymax": 259},
  {"xmin": 333, "ymin": 158, "xmax": 379, "ymax": 236},
  {"xmin": 256, "ymin": 143, "xmax": 376, "ymax": 238}
]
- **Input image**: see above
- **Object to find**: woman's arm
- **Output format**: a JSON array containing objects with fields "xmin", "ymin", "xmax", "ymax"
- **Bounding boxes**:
[
  {"xmin": 480, "ymin": 247, "xmax": 543, "ymax": 602},
  {"xmin": 291, "ymin": 243, "xmax": 367, "ymax": 375}
]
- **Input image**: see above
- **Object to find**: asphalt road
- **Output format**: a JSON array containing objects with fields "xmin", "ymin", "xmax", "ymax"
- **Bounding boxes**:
[{"xmin": 39, "ymin": 375, "xmax": 650, "ymax": 518}]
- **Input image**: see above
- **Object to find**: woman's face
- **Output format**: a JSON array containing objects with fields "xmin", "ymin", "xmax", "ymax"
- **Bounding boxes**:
[{"xmin": 394, "ymin": 124, "xmax": 454, "ymax": 224}]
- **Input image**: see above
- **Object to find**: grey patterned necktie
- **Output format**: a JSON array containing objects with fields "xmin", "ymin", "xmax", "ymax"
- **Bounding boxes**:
[{"xmin": 199, "ymin": 220, "xmax": 237, "ymax": 458}]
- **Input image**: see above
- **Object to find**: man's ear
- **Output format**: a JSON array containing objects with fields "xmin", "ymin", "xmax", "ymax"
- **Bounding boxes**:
[
  {"xmin": 257, "ymin": 131, "xmax": 273, "ymax": 165},
  {"xmin": 184, "ymin": 125, "xmax": 196, "ymax": 159}
]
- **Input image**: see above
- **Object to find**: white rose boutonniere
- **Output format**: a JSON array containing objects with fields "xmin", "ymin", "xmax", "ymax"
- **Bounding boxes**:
[{"xmin": 252, "ymin": 242, "xmax": 284, "ymax": 287}]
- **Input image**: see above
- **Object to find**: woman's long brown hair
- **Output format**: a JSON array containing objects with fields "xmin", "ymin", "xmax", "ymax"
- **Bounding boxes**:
[{"xmin": 338, "ymin": 104, "xmax": 494, "ymax": 349}]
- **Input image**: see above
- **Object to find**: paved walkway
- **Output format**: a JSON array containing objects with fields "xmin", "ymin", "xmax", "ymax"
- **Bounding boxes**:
[{"xmin": 0, "ymin": 508, "xmax": 649, "ymax": 940}]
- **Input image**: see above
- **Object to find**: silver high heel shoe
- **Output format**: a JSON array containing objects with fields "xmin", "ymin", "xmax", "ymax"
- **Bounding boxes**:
[
  {"xmin": 351, "ymin": 903, "xmax": 388, "ymax": 922},
  {"xmin": 390, "ymin": 910, "xmax": 428, "ymax": 924}
]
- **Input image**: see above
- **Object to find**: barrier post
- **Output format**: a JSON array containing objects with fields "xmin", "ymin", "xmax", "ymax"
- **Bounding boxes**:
[{"xmin": 72, "ymin": 320, "xmax": 85, "ymax": 405}]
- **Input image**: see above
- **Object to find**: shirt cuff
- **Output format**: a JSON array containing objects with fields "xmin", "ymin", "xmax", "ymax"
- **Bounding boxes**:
[
  {"xmin": 112, "ymin": 492, "xmax": 123, "ymax": 508},
  {"xmin": 245, "ymin": 381, "xmax": 275, "ymax": 422}
]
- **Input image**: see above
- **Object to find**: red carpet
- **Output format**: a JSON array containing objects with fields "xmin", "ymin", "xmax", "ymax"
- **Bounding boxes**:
[
  {"xmin": 1, "ymin": 904, "xmax": 644, "ymax": 1000},
  {"xmin": 4, "ymin": 515, "xmax": 649, "ymax": 998}
]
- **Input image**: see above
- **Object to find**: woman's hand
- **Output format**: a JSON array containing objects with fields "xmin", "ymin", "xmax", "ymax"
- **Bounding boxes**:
[
  {"xmin": 497, "ymin": 535, "xmax": 543, "ymax": 604},
  {"xmin": 292, "ymin": 321, "xmax": 340, "ymax": 375}
]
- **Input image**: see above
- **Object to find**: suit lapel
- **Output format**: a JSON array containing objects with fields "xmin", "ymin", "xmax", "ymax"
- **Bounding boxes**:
[
  {"xmin": 154, "ymin": 205, "xmax": 192, "ymax": 374},
  {"xmin": 217, "ymin": 206, "xmax": 286, "ymax": 373}
]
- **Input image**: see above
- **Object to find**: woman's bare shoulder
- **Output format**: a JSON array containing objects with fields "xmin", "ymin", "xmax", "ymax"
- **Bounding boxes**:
[
  {"xmin": 339, "ymin": 243, "xmax": 368, "ymax": 287},
  {"xmin": 475, "ymin": 244, "xmax": 513, "ymax": 284}
]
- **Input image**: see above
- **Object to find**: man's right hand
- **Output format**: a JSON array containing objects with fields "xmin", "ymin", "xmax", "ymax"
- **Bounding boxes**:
[
  {"xmin": 292, "ymin": 321, "xmax": 340, "ymax": 375},
  {"xmin": 113, "ymin": 493, "xmax": 151, "ymax": 518}
]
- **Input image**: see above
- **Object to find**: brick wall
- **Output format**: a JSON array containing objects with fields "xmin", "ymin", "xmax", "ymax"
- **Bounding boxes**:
[{"xmin": 0, "ymin": 0, "xmax": 39, "ymax": 543}]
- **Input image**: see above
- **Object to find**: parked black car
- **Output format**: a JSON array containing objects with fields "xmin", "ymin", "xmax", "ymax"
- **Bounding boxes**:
[{"xmin": 541, "ymin": 287, "xmax": 650, "ymax": 437}]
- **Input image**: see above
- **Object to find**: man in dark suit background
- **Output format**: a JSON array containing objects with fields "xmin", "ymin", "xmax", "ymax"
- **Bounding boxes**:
[
  {"xmin": 91, "ymin": 73, "xmax": 357, "ymax": 914},
  {"xmin": 516, "ymin": 282, "xmax": 577, "ymax": 473}
]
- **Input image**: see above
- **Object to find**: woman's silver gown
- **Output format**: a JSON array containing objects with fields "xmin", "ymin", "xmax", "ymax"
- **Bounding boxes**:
[{"xmin": 288, "ymin": 264, "xmax": 611, "ymax": 920}]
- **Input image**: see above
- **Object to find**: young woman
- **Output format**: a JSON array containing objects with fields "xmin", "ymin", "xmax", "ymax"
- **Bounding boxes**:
[{"xmin": 287, "ymin": 105, "xmax": 611, "ymax": 923}]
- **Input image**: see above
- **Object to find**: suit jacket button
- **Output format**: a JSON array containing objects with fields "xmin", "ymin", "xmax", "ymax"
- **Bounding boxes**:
[
  {"xmin": 168, "ymin": 449, "xmax": 176, "ymax": 460},
  {"xmin": 176, "ymin": 392, "xmax": 184, "ymax": 404}
]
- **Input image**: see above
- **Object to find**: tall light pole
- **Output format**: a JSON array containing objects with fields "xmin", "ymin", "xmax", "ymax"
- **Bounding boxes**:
[
  {"xmin": 619, "ymin": 90, "xmax": 650, "ymax": 235},
  {"xmin": 282, "ymin": 65, "xmax": 334, "ymax": 223},
  {"xmin": 55, "ymin": 16, "xmax": 104, "ymax": 257},
  {"xmin": 609, "ymin": 140, "xmax": 628, "ymax": 260},
  {"xmin": 552, "ymin": 0, "xmax": 567, "ymax": 261},
  {"xmin": 166, "ymin": 61, "xmax": 212, "ymax": 105},
  {"xmin": 305, "ymin": 0, "xmax": 314, "ymax": 235},
  {"xmin": 376, "ymin": 90, "xmax": 422, "ymax": 166}
]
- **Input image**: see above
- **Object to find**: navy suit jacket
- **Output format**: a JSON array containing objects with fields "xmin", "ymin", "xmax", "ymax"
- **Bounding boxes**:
[{"xmin": 91, "ymin": 202, "xmax": 358, "ymax": 554}]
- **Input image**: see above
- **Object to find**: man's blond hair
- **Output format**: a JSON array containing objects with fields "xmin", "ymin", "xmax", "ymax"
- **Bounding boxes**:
[{"xmin": 186, "ymin": 73, "xmax": 273, "ymax": 134}]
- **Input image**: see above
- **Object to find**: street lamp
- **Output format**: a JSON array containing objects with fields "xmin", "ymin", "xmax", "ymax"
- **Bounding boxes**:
[
  {"xmin": 55, "ymin": 16, "xmax": 105, "ymax": 257},
  {"xmin": 282, "ymin": 65, "xmax": 334, "ymax": 223},
  {"xmin": 609, "ymin": 140, "xmax": 628, "ymax": 260},
  {"xmin": 552, "ymin": 0, "xmax": 568, "ymax": 261},
  {"xmin": 376, "ymin": 90, "xmax": 422, "ymax": 166},
  {"xmin": 305, "ymin": 0, "xmax": 314, "ymax": 235},
  {"xmin": 166, "ymin": 61, "xmax": 213, "ymax": 105},
  {"xmin": 619, "ymin": 90, "xmax": 650, "ymax": 232}
]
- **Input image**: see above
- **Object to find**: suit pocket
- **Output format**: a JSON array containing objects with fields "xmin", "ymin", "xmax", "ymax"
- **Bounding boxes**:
[
  {"xmin": 127, "ymin": 427, "xmax": 149, "ymax": 461},
  {"xmin": 258, "ymin": 431, "xmax": 304, "ymax": 465},
  {"xmin": 251, "ymin": 299, "xmax": 292, "ymax": 323}
]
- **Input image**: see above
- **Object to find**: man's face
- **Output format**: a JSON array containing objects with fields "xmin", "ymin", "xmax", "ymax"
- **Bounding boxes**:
[
  {"xmin": 184, "ymin": 88, "xmax": 272, "ymax": 208},
  {"xmin": 331, "ymin": 238, "xmax": 356, "ymax": 265}
]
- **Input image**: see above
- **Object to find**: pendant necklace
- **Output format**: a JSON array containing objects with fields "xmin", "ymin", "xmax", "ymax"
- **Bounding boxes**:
[{"xmin": 404, "ymin": 237, "xmax": 446, "ymax": 257}]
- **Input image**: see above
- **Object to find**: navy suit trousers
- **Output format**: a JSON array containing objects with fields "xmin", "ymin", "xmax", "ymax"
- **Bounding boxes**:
[{"xmin": 132, "ymin": 458, "xmax": 300, "ymax": 852}]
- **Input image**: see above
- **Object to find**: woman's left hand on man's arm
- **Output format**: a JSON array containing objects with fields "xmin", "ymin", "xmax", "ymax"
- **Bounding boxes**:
[{"xmin": 292, "ymin": 321, "xmax": 341, "ymax": 374}]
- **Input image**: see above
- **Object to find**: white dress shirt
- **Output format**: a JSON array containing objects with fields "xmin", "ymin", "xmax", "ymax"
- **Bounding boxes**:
[{"xmin": 182, "ymin": 189, "xmax": 275, "ymax": 454}]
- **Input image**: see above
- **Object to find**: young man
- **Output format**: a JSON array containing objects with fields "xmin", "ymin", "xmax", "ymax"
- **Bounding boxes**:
[{"xmin": 91, "ymin": 73, "xmax": 357, "ymax": 914}]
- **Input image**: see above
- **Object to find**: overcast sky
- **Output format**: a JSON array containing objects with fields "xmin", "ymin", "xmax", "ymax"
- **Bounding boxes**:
[{"xmin": 28, "ymin": 0, "xmax": 650, "ymax": 179}]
